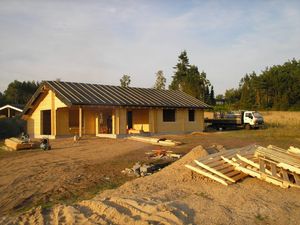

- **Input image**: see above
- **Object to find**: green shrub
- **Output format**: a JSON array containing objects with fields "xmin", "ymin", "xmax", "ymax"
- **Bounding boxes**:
[{"xmin": 0, "ymin": 116, "xmax": 26, "ymax": 139}]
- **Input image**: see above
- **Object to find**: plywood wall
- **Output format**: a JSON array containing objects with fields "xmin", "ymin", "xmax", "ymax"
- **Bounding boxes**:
[
  {"xmin": 26, "ymin": 90, "xmax": 67, "ymax": 137},
  {"xmin": 132, "ymin": 109, "xmax": 150, "ymax": 132}
]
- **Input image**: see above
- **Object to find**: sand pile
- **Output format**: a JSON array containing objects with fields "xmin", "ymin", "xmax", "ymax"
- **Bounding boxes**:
[
  {"xmin": 0, "ymin": 146, "xmax": 208, "ymax": 225},
  {"xmin": 3, "ymin": 145, "xmax": 300, "ymax": 225}
]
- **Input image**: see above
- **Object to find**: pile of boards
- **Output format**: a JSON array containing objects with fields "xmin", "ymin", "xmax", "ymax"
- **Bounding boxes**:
[
  {"xmin": 185, "ymin": 144, "xmax": 300, "ymax": 188},
  {"xmin": 4, "ymin": 137, "xmax": 37, "ymax": 151},
  {"xmin": 128, "ymin": 136, "xmax": 181, "ymax": 147}
]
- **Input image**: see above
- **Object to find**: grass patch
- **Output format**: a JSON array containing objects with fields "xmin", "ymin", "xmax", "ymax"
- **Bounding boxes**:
[
  {"xmin": 255, "ymin": 213, "xmax": 267, "ymax": 221},
  {"xmin": 220, "ymin": 126, "xmax": 300, "ymax": 148}
]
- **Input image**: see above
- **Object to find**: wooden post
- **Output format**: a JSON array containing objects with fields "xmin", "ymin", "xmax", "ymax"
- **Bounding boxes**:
[
  {"xmin": 8, "ymin": 108, "xmax": 11, "ymax": 118},
  {"xmin": 51, "ymin": 91, "xmax": 57, "ymax": 136},
  {"xmin": 79, "ymin": 107, "xmax": 82, "ymax": 137},
  {"xmin": 95, "ymin": 113, "xmax": 99, "ymax": 135}
]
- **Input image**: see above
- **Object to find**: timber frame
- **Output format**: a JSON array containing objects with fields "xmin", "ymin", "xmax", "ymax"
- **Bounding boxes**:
[{"xmin": 22, "ymin": 81, "xmax": 211, "ymax": 139}]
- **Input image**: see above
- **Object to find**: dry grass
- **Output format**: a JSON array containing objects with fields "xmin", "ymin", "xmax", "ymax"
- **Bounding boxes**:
[{"xmin": 261, "ymin": 111, "xmax": 300, "ymax": 128}]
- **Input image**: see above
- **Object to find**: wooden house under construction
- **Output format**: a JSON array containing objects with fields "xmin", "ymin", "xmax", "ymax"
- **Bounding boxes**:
[{"xmin": 22, "ymin": 81, "xmax": 211, "ymax": 139}]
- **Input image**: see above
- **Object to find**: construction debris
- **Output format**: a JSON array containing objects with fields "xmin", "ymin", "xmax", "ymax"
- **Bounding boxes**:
[
  {"xmin": 127, "ymin": 136, "xmax": 181, "ymax": 147},
  {"xmin": 4, "ymin": 137, "xmax": 37, "ymax": 151},
  {"xmin": 122, "ymin": 162, "xmax": 159, "ymax": 177},
  {"xmin": 185, "ymin": 144, "xmax": 300, "ymax": 188},
  {"xmin": 146, "ymin": 149, "xmax": 182, "ymax": 159}
]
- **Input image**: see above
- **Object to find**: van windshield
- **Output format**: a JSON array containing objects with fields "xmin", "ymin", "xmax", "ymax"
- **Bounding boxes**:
[{"xmin": 253, "ymin": 112, "xmax": 262, "ymax": 118}]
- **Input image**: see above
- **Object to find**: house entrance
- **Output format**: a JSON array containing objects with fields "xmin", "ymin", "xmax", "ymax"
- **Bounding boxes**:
[
  {"xmin": 127, "ymin": 111, "xmax": 133, "ymax": 129},
  {"xmin": 41, "ymin": 110, "xmax": 51, "ymax": 135}
]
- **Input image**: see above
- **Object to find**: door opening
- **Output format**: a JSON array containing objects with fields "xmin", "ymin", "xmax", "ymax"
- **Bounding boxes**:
[
  {"xmin": 42, "ymin": 110, "xmax": 51, "ymax": 135},
  {"xmin": 127, "ymin": 111, "xmax": 133, "ymax": 129}
]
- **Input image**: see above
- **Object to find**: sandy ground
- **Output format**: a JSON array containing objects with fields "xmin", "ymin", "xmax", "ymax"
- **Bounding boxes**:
[
  {"xmin": 2, "ymin": 143, "xmax": 300, "ymax": 224},
  {"xmin": 0, "ymin": 132, "xmax": 258, "ymax": 218},
  {"xmin": 0, "ymin": 137, "xmax": 155, "ymax": 217},
  {"xmin": 1, "ymin": 132, "xmax": 300, "ymax": 224}
]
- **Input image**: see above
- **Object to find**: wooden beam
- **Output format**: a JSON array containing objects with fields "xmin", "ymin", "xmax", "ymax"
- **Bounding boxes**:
[
  {"xmin": 194, "ymin": 160, "xmax": 236, "ymax": 183},
  {"xmin": 185, "ymin": 164, "xmax": 230, "ymax": 186},
  {"xmin": 95, "ymin": 113, "xmax": 99, "ymax": 135},
  {"xmin": 79, "ymin": 107, "xmax": 82, "ymax": 137}
]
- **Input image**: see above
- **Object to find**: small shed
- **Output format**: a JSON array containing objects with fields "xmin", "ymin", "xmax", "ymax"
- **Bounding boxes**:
[
  {"xmin": 22, "ymin": 81, "xmax": 211, "ymax": 139},
  {"xmin": 0, "ymin": 104, "xmax": 23, "ymax": 118}
]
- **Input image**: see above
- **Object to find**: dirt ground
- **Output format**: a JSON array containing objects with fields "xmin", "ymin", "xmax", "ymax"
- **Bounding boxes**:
[
  {"xmin": 2, "ymin": 144, "xmax": 300, "ymax": 225},
  {"xmin": 0, "ymin": 137, "xmax": 155, "ymax": 217},
  {"xmin": 0, "ymin": 130, "xmax": 300, "ymax": 224}
]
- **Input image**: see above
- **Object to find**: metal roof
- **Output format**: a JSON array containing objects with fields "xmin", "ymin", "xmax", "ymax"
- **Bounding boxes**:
[{"xmin": 23, "ymin": 81, "xmax": 211, "ymax": 114}]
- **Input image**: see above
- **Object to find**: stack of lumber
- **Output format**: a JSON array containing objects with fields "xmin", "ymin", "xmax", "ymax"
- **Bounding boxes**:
[
  {"xmin": 128, "ymin": 136, "xmax": 181, "ymax": 147},
  {"xmin": 185, "ymin": 144, "xmax": 300, "ymax": 188},
  {"xmin": 4, "ymin": 138, "xmax": 35, "ymax": 151},
  {"xmin": 185, "ymin": 145, "xmax": 258, "ymax": 186}
]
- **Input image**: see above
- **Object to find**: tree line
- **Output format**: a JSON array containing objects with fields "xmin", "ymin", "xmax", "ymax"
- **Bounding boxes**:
[
  {"xmin": 223, "ymin": 59, "xmax": 300, "ymax": 110},
  {"xmin": 0, "ymin": 80, "xmax": 39, "ymax": 106},
  {"xmin": 120, "ymin": 50, "xmax": 215, "ymax": 105},
  {"xmin": 3, "ymin": 52, "xmax": 299, "ymax": 111}
]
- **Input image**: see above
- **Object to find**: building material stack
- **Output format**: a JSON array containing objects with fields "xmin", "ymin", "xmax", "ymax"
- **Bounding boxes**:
[{"xmin": 186, "ymin": 145, "xmax": 300, "ymax": 188}]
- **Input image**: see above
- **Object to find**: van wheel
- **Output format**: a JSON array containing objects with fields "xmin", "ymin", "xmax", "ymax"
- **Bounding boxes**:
[{"xmin": 245, "ymin": 124, "xmax": 251, "ymax": 130}]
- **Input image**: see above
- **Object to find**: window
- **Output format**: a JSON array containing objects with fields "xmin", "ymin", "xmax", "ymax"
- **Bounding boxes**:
[
  {"xmin": 163, "ymin": 109, "xmax": 176, "ymax": 122},
  {"xmin": 188, "ymin": 110, "xmax": 195, "ymax": 122}
]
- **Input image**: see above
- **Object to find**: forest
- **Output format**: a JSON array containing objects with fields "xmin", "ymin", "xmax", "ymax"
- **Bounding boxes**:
[{"xmin": 224, "ymin": 59, "xmax": 300, "ymax": 110}]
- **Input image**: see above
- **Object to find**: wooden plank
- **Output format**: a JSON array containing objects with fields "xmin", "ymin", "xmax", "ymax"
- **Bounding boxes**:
[
  {"xmin": 277, "ymin": 162, "xmax": 300, "ymax": 174},
  {"xmin": 281, "ymin": 169, "xmax": 290, "ymax": 182},
  {"xmin": 223, "ymin": 169, "xmax": 240, "ymax": 178},
  {"xmin": 230, "ymin": 172, "xmax": 248, "ymax": 182},
  {"xmin": 222, "ymin": 156, "xmax": 289, "ymax": 188},
  {"xmin": 270, "ymin": 163, "xmax": 277, "ymax": 177},
  {"xmin": 237, "ymin": 154, "xmax": 260, "ymax": 169},
  {"xmin": 256, "ymin": 146, "xmax": 300, "ymax": 167},
  {"xmin": 79, "ymin": 107, "xmax": 82, "ymax": 137},
  {"xmin": 218, "ymin": 166, "xmax": 235, "ymax": 174},
  {"xmin": 259, "ymin": 159, "xmax": 266, "ymax": 173},
  {"xmin": 185, "ymin": 164, "xmax": 230, "ymax": 186},
  {"xmin": 196, "ymin": 144, "xmax": 258, "ymax": 162},
  {"xmin": 194, "ymin": 160, "xmax": 236, "ymax": 182},
  {"xmin": 293, "ymin": 173, "xmax": 300, "ymax": 185}
]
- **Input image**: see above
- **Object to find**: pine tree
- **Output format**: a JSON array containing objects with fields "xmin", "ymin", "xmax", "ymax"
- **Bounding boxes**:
[
  {"xmin": 120, "ymin": 75, "xmax": 131, "ymax": 87},
  {"xmin": 169, "ymin": 50, "xmax": 211, "ymax": 100},
  {"xmin": 154, "ymin": 70, "xmax": 166, "ymax": 90},
  {"xmin": 210, "ymin": 86, "xmax": 215, "ymax": 105}
]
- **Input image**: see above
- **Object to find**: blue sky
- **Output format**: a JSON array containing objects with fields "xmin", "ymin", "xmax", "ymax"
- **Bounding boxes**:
[{"xmin": 1, "ymin": 0, "xmax": 300, "ymax": 95}]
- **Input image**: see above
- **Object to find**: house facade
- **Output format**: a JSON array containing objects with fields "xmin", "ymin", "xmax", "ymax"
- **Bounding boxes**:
[{"xmin": 22, "ymin": 81, "xmax": 211, "ymax": 139}]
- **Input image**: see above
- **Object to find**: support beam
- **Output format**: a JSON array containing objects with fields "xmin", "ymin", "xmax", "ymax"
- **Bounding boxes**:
[
  {"xmin": 79, "ymin": 107, "xmax": 82, "ymax": 137},
  {"xmin": 51, "ymin": 91, "xmax": 56, "ymax": 136},
  {"xmin": 95, "ymin": 113, "xmax": 99, "ymax": 135},
  {"xmin": 8, "ymin": 108, "xmax": 11, "ymax": 118}
]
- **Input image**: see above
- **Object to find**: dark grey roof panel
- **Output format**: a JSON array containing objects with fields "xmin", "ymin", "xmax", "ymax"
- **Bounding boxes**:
[{"xmin": 43, "ymin": 81, "xmax": 211, "ymax": 109}]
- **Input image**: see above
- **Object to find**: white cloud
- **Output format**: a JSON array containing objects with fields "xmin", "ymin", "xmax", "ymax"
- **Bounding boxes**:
[{"xmin": 0, "ymin": 0, "xmax": 300, "ymax": 95}]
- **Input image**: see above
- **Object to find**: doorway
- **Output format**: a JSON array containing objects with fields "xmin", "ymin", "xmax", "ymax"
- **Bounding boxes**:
[
  {"xmin": 41, "ymin": 110, "xmax": 51, "ymax": 135},
  {"xmin": 127, "ymin": 111, "xmax": 133, "ymax": 129}
]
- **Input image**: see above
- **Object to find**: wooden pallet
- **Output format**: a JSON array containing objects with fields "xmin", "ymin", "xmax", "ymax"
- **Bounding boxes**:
[
  {"xmin": 222, "ymin": 152, "xmax": 300, "ymax": 189},
  {"xmin": 185, "ymin": 145, "xmax": 257, "ymax": 186}
]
